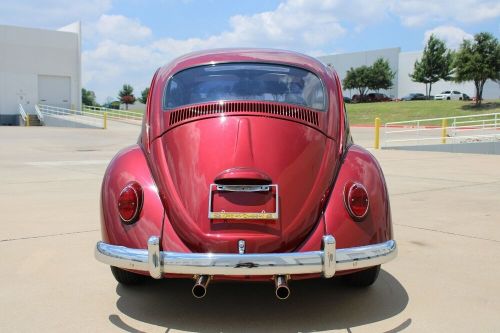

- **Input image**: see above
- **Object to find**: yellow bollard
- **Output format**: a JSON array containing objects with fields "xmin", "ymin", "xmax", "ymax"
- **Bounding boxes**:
[
  {"xmin": 103, "ymin": 112, "xmax": 107, "ymax": 129},
  {"xmin": 441, "ymin": 119, "xmax": 447, "ymax": 144},
  {"xmin": 374, "ymin": 117, "xmax": 381, "ymax": 149},
  {"xmin": 26, "ymin": 115, "xmax": 30, "ymax": 127}
]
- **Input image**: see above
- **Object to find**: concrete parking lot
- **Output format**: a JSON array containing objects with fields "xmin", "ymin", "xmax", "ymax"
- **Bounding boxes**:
[{"xmin": 1, "ymin": 123, "xmax": 499, "ymax": 332}]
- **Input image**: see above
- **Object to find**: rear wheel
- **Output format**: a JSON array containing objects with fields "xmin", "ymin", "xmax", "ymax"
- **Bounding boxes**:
[
  {"xmin": 343, "ymin": 265, "xmax": 380, "ymax": 287},
  {"xmin": 110, "ymin": 266, "xmax": 147, "ymax": 285},
  {"xmin": 447, "ymin": 97, "xmax": 451, "ymax": 100}
]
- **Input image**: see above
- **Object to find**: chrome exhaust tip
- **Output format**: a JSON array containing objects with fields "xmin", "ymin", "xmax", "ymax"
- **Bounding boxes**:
[
  {"xmin": 274, "ymin": 275, "xmax": 290, "ymax": 300},
  {"xmin": 192, "ymin": 275, "xmax": 210, "ymax": 299}
]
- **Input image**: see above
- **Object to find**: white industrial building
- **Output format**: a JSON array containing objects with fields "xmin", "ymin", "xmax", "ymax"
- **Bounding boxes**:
[
  {"xmin": 0, "ymin": 22, "xmax": 81, "ymax": 125},
  {"xmin": 318, "ymin": 48, "xmax": 499, "ymax": 100}
]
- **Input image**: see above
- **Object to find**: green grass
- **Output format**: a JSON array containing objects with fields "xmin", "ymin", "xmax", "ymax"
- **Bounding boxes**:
[
  {"xmin": 346, "ymin": 99, "xmax": 500, "ymax": 125},
  {"xmin": 124, "ymin": 109, "xmax": 145, "ymax": 115},
  {"xmin": 97, "ymin": 100, "xmax": 500, "ymax": 125}
]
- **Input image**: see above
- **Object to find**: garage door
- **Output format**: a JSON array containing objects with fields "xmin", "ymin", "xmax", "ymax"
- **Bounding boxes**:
[{"xmin": 38, "ymin": 75, "xmax": 71, "ymax": 109}]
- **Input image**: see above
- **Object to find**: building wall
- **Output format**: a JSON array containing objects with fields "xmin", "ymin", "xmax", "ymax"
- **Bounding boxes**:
[
  {"xmin": 318, "ymin": 48, "xmax": 499, "ymax": 100},
  {"xmin": 398, "ymin": 51, "xmax": 499, "ymax": 99},
  {"xmin": 0, "ymin": 23, "xmax": 81, "ymax": 123},
  {"xmin": 318, "ymin": 48, "xmax": 401, "ymax": 98}
]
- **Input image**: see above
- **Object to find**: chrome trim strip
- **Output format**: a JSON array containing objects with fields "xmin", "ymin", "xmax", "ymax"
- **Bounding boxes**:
[
  {"xmin": 95, "ymin": 236, "xmax": 397, "ymax": 277},
  {"xmin": 322, "ymin": 235, "xmax": 336, "ymax": 278},
  {"xmin": 148, "ymin": 236, "xmax": 162, "ymax": 279},
  {"xmin": 216, "ymin": 185, "xmax": 270, "ymax": 192}
]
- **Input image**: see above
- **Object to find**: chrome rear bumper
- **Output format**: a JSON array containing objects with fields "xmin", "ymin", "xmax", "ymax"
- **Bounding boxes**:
[{"xmin": 95, "ymin": 235, "xmax": 397, "ymax": 279}]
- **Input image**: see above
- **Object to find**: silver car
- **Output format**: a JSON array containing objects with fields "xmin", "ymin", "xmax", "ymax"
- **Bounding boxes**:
[{"xmin": 434, "ymin": 90, "xmax": 463, "ymax": 100}]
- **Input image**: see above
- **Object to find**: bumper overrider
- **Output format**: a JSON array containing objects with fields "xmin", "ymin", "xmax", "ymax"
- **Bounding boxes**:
[{"xmin": 95, "ymin": 235, "xmax": 397, "ymax": 279}]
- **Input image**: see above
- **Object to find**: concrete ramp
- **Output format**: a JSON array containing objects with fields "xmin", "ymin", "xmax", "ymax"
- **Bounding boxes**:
[
  {"xmin": 384, "ymin": 141, "xmax": 500, "ymax": 155},
  {"xmin": 43, "ymin": 114, "xmax": 103, "ymax": 129}
]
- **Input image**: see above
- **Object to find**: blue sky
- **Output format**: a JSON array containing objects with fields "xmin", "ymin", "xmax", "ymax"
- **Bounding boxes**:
[{"xmin": 1, "ymin": 0, "xmax": 499, "ymax": 102}]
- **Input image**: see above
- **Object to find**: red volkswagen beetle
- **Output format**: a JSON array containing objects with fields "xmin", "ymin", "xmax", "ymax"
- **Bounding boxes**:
[{"xmin": 95, "ymin": 49, "xmax": 397, "ymax": 299}]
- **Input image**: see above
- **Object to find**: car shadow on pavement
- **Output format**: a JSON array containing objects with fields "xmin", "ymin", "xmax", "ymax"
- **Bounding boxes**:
[{"xmin": 112, "ymin": 270, "xmax": 409, "ymax": 332}]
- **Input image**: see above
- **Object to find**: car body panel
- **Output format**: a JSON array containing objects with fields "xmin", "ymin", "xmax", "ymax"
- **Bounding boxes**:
[
  {"xmin": 98, "ymin": 48, "xmax": 395, "ymax": 281},
  {"xmin": 324, "ymin": 145, "xmax": 392, "ymax": 248},
  {"xmin": 148, "ymin": 116, "xmax": 337, "ymax": 254},
  {"xmin": 147, "ymin": 49, "xmax": 341, "ymax": 140},
  {"xmin": 100, "ymin": 146, "xmax": 165, "ymax": 249}
]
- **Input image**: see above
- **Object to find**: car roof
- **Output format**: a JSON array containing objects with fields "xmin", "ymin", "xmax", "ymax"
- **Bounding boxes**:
[{"xmin": 156, "ymin": 48, "xmax": 330, "ymax": 81}]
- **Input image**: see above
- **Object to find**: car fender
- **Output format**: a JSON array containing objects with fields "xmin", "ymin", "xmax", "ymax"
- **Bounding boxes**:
[
  {"xmin": 100, "ymin": 145, "xmax": 165, "ymax": 249},
  {"xmin": 323, "ymin": 144, "xmax": 393, "ymax": 249}
]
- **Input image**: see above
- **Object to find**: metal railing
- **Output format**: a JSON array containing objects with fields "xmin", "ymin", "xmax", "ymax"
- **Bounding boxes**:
[
  {"xmin": 383, "ymin": 113, "xmax": 500, "ymax": 147},
  {"xmin": 34, "ymin": 104, "xmax": 44, "ymax": 123},
  {"xmin": 82, "ymin": 105, "xmax": 143, "ymax": 123},
  {"xmin": 18, "ymin": 104, "xmax": 28, "ymax": 126},
  {"xmin": 38, "ymin": 104, "xmax": 106, "ymax": 129}
]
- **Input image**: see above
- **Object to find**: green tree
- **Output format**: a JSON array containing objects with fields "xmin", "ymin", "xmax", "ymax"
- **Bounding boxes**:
[
  {"xmin": 82, "ymin": 88, "xmax": 97, "ymax": 106},
  {"xmin": 343, "ymin": 66, "xmax": 371, "ymax": 101},
  {"xmin": 409, "ymin": 35, "xmax": 453, "ymax": 99},
  {"xmin": 139, "ymin": 87, "xmax": 150, "ymax": 104},
  {"xmin": 368, "ymin": 58, "xmax": 395, "ymax": 92},
  {"xmin": 343, "ymin": 59, "xmax": 395, "ymax": 101},
  {"xmin": 118, "ymin": 84, "xmax": 136, "ymax": 110},
  {"xmin": 453, "ymin": 32, "xmax": 500, "ymax": 106}
]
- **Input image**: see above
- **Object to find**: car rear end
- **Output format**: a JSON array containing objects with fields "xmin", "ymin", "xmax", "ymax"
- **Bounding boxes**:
[{"xmin": 95, "ymin": 49, "xmax": 397, "ymax": 299}]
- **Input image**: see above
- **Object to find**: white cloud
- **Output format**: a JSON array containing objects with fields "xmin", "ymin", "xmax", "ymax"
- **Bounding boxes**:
[
  {"xmin": 76, "ymin": 0, "xmax": 499, "ymax": 101},
  {"xmin": 85, "ymin": 15, "xmax": 152, "ymax": 43},
  {"xmin": 424, "ymin": 25, "xmax": 473, "ymax": 49},
  {"xmin": 83, "ymin": 0, "xmax": 349, "ymax": 101},
  {"xmin": 391, "ymin": 0, "xmax": 500, "ymax": 27},
  {"xmin": 82, "ymin": 40, "xmax": 164, "ymax": 99}
]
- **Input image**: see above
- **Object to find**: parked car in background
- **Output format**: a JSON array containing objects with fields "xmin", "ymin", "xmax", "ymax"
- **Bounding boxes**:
[
  {"xmin": 462, "ymin": 93, "xmax": 471, "ymax": 101},
  {"xmin": 401, "ymin": 93, "xmax": 426, "ymax": 101},
  {"xmin": 434, "ymin": 91, "xmax": 463, "ymax": 100},
  {"xmin": 366, "ymin": 93, "xmax": 392, "ymax": 102},
  {"xmin": 343, "ymin": 96, "xmax": 352, "ymax": 103},
  {"xmin": 94, "ymin": 48, "xmax": 397, "ymax": 300},
  {"xmin": 352, "ymin": 93, "xmax": 392, "ymax": 103}
]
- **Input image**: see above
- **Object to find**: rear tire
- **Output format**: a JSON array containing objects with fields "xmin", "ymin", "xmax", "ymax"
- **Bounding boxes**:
[
  {"xmin": 110, "ymin": 266, "xmax": 147, "ymax": 285},
  {"xmin": 343, "ymin": 265, "xmax": 380, "ymax": 287},
  {"xmin": 447, "ymin": 97, "xmax": 450, "ymax": 100}
]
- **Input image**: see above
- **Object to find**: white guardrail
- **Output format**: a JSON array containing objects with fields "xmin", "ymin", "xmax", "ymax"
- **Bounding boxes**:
[
  {"xmin": 383, "ymin": 113, "xmax": 500, "ymax": 147},
  {"xmin": 34, "ymin": 104, "xmax": 44, "ymax": 123},
  {"xmin": 18, "ymin": 104, "xmax": 27, "ymax": 124},
  {"xmin": 38, "ymin": 104, "xmax": 143, "ymax": 129},
  {"xmin": 82, "ymin": 105, "xmax": 143, "ymax": 123},
  {"xmin": 38, "ymin": 104, "xmax": 106, "ymax": 129}
]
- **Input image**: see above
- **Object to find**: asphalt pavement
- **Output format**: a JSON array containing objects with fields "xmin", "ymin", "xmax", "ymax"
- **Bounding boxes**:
[{"xmin": 1, "ymin": 123, "xmax": 499, "ymax": 332}]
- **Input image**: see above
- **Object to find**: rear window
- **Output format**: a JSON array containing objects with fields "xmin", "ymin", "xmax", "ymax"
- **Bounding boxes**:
[{"xmin": 164, "ymin": 63, "xmax": 326, "ymax": 111}]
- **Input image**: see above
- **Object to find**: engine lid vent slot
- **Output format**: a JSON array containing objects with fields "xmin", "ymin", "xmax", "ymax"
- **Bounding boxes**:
[{"xmin": 168, "ymin": 101, "xmax": 320, "ymax": 127}]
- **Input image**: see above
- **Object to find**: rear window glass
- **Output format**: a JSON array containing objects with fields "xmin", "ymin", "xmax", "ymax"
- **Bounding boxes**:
[{"xmin": 164, "ymin": 63, "xmax": 326, "ymax": 111}]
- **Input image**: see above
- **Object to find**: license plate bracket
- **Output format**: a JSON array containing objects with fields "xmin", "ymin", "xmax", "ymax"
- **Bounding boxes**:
[{"xmin": 208, "ymin": 184, "xmax": 279, "ymax": 220}]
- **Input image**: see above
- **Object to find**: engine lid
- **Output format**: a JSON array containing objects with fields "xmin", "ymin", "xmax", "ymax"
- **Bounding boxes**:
[{"xmin": 149, "ymin": 114, "xmax": 338, "ymax": 254}]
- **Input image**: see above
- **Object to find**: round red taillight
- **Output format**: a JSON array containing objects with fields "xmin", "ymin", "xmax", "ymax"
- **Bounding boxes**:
[
  {"xmin": 344, "ymin": 182, "xmax": 369, "ymax": 221},
  {"xmin": 118, "ymin": 182, "xmax": 143, "ymax": 223}
]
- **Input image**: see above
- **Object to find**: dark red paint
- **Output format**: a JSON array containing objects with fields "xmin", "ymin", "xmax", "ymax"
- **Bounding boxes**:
[{"xmin": 100, "ymin": 49, "xmax": 393, "ymax": 279}]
